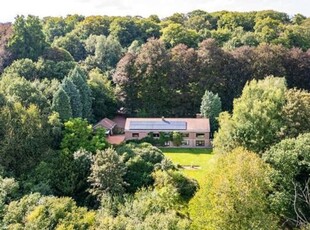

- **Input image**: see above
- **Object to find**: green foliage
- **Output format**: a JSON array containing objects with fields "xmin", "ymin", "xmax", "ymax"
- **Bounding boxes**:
[
  {"xmin": 88, "ymin": 148, "xmax": 126, "ymax": 199},
  {"xmin": 33, "ymin": 78, "xmax": 60, "ymax": 104},
  {"xmin": 61, "ymin": 76, "xmax": 82, "ymax": 118},
  {"xmin": 214, "ymin": 76, "xmax": 287, "ymax": 154},
  {"xmin": 217, "ymin": 12, "xmax": 255, "ymax": 31},
  {"xmin": 2, "ymin": 56, "xmax": 75, "ymax": 81},
  {"xmin": 200, "ymin": 90, "xmax": 222, "ymax": 132},
  {"xmin": 8, "ymin": 15, "xmax": 48, "ymax": 61},
  {"xmin": 0, "ymin": 75, "xmax": 48, "ymax": 110},
  {"xmin": 211, "ymin": 28, "xmax": 232, "ymax": 45},
  {"xmin": 0, "ymin": 175, "xmax": 18, "ymax": 219},
  {"xmin": 61, "ymin": 118, "xmax": 106, "ymax": 153},
  {"xmin": 19, "ymin": 155, "xmax": 56, "ymax": 196},
  {"xmin": 161, "ymin": 23, "xmax": 200, "ymax": 48},
  {"xmin": 55, "ymin": 119, "xmax": 106, "ymax": 198},
  {"xmin": 41, "ymin": 46, "xmax": 74, "ymax": 62},
  {"xmin": 42, "ymin": 15, "xmax": 83, "ymax": 43},
  {"xmin": 109, "ymin": 17, "xmax": 141, "ymax": 47},
  {"xmin": 51, "ymin": 87, "xmax": 72, "ymax": 121},
  {"xmin": 36, "ymin": 58, "xmax": 76, "ymax": 80},
  {"xmin": 190, "ymin": 147, "xmax": 278, "ymax": 230},
  {"xmin": 254, "ymin": 17, "xmax": 283, "ymax": 43},
  {"xmin": 0, "ymin": 103, "xmax": 51, "ymax": 176},
  {"xmin": 136, "ymin": 17, "xmax": 161, "ymax": 41},
  {"xmin": 263, "ymin": 133, "xmax": 310, "ymax": 227},
  {"xmin": 88, "ymin": 69, "xmax": 118, "ymax": 121},
  {"xmin": 1, "ymin": 10, "xmax": 310, "ymax": 229},
  {"xmin": 281, "ymin": 89, "xmax": 310, "ymax": 138},
  {"xmin": 95, "ymin": 188, "xmax": 190, "ymax": 229},
  {"xmin": 53, "ymin": 32, "xmax": 86, "ymax": 61},
  {"xmin": 0, "ymin": 93, "xmax": 6, "ymax": 107},
  {"xmin": 116, "ymin": 143, "xmax": 165, "ymax": 193},
  {"xmin": 2, "ymin": 193, "xmax": 95, "ymax": 229},
  {"xmin": 51, "ymin": 149, "xmax": 93, "ymax": 203},
  {"xmin": 58, "ymin": 119, "xmax": 106, "ymax": 198},
  {"xmin": 153, "ymin": 170, "xmax": 199, "ymax": 202},
  {"xmin": 68, "ymin": 66, "xmax": 93, "ymax": 120},
  {"xmin": 172, "ymin": 131, "xmax": 183, "ymax": 146},
  {"xmin": 43, "ymin": 17, "xmax": 70, "ymax": 43},
  {"xmin": 73, "ymin": 15, "xmax": 111, "ymax": 39},
  {"xmin": 84, "ymin": 34, "xmax": 123, "ymax": 72},
  {"xmin": 3, "ymin": 58, "xmax": 37, "ymax": 80}
]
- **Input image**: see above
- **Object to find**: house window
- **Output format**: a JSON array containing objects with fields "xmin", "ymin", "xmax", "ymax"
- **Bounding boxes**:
[
  {"xmin": 196, "ymin": 133, "xmax": 205, "ymax": 138},
  {"xmin": 132, "ymin": 133, "xmax": 139, "ymax": 138},
  {"xmin": 196, "ymin": 140, "xmax": 205, "ymax": 146},
  {"xmin": 164, "ymin": 141, "xmax": 170, "ymax": 146},
  {"xmin": 181, "ymin": 140, "xmax": 190, "ymax": 146},
  {"xmin": 182, "ymin": 133, "xmax": 189, "ymax": 138},
  {"xmin": 153, "ymin": 133, "xmax": 160, "ymax": 138}
]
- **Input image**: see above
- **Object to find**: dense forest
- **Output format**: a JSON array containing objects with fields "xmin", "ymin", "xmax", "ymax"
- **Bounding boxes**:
[{"xmin": 0, "ymin": 9, "xmax": 309, "ymax": 229}]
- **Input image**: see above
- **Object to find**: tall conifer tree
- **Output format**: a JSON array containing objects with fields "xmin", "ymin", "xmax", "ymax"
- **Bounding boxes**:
[
  {"xmin": 62, "ymin": 77, "xmax": 82, "ymax": 118},
  {"xmin": 69, "ymin": 66, "xmax": 93, "ymax": 120},
  {"xmin": 52, "ymin": 87, "xmax": 72, "ymax": 121}
]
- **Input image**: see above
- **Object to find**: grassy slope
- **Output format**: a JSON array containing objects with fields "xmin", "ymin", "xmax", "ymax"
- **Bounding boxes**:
[
  {"xmin": 162, "ymin": 148, "xmax": 215, "ymax": 228},
  {"xmin": 161, "ymin": 148, "xmax": 214, "ymax": 184}
]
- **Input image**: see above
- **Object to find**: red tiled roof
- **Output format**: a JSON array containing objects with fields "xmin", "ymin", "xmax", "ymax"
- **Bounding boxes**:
[
  {"xmin": 94, "ymin": 118, "xmax": 116, "ymax": 130},
  {"xmin": 125, "ymin": 118, "xmax": 210, "ymax": 132}
]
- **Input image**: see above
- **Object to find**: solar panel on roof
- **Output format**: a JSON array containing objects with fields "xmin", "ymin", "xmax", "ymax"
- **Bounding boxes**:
[{"xmin": 129, "ymin": 120, "xmax": 187, "ymax": 130}]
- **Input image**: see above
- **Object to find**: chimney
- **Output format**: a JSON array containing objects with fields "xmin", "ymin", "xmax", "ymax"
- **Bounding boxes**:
[{"xmin": 196, "ymin": 113, "xmax": 202, "ymax": 118}]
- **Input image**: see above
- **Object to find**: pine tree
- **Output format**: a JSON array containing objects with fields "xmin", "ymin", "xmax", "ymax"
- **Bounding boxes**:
[
  {"xmin": 62, "ymin": 76, "xmax": 82, "ymax": 118},
  {"xmin": 51, "ymin": 87, "xmax": 72, "ymax": 121},
  {"xmin": 200, "ymin": 90, "xmax": 222, "ymax": 133},
  {"xmin": 69, "ymin": 66, "xmax": 93, "ymax": 120}
]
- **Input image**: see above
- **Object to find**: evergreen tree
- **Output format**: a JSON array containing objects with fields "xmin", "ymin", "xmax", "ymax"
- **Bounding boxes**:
[
  {"xmin": 62, "ymin": 77, "xmax": 82, "ymax": 118},
  {"xmin": 51, "ymin": 87, "xmax": 72, "ymax": 121},
  {"xmin": 200, "ymin": 90, "xmax": 222, "ymax": 133},
  {"xmin": 68, "ymin": 66, "xmax": 93, "ymax": 120}
]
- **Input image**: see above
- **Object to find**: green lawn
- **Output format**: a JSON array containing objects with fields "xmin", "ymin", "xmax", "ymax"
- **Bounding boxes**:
[{"xmin": 161, "ymin": 148, "xmax": 214, "ymax": 184}]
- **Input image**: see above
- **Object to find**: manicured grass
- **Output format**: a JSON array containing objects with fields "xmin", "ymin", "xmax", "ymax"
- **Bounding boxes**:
[{"xmin": 161, "ymin": 148, "xmax": 214, "ymax": 184}]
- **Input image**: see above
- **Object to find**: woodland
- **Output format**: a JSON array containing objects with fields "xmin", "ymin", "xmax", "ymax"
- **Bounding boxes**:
[{"xmin": 0, "ymin": 10, "xmax": 309, "ymax": 229}]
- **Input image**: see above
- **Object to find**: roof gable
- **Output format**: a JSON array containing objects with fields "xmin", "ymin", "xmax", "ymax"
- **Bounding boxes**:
[{"xmin": 94, "ymin": 118, "xmax": 116, "ymax": 130}]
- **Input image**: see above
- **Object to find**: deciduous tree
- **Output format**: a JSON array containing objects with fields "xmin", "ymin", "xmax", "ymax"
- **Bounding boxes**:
[
  {"xmin": 214, "ymin": 76, "xmax": 287, "ymax": 154},
  {"xmin": 190, "ymin": 148, "xmax": 278, "ymax": 230},
  {"xmin": 263, "ymin": 133, "xmax": 310, "ymax": 228},
  {"xmin": 8, "ymin": 15, "xmax": 48, "ymax": 61},
  {"xmin": 88, "ymin": 148, "xmax": 126, "ymax": 199}
]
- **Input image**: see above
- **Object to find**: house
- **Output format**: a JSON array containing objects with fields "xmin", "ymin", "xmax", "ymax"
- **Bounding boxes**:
[
  {"xmin": 124, "ymin": 117, "xmax": 211, "ymax": 147},
  {"xmin": 94, "ymin": 118, "xmax": 116, "ymax": 135}
]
